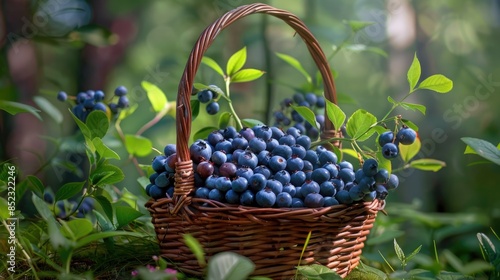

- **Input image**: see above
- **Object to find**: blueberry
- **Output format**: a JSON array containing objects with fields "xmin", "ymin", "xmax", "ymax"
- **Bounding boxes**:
[
  {"xmin": 274, "ymin": 170, "xmax": 291, "ymax": 185},
  {"xmin": 253, "ymin": 125, "xmax": 273, "ymax": 141},
  {"xmin": 239, "ymin": 127, "xmax": 255, "ymax": 141},
  {"xmin": 248, "ymin": 173, "xmax": 267, "ymax": 192},
  {"xmin": 307, "ymin": 127, "xmax": 319, "ymax": 139},
  {"xmin": 219, "ymin": 162, "xmax": 237, "ymax": 178},
  {"xmin": 304, "ymin": 150, "xmax": 319, "ymax": 165},
  {"xmin": 254, "ymin": 165, "xmax": 271, "ymax": 179},
  {"xmin": 316, "ymin": 115, "xmax": 325, "ymax": 130},
  {"xmin": 163, "ymin": 144, "xmax": 177, "ymax": 157},
  {"xmin": 149, "ymin": 185, "xmax": 164, "ymax": 199},
  {"xmin": 349, "ymin": 185, "xmax": 365, "ymax": 201},
  {"xmin": 207, "ymin": 131, "xmax": 224, "ymax": 146},
  {"xmin": 335, "ymin": 190, "xmax": 353, "ymax": 204},
  {"xmin": 304, "ymin": 193, "xmax": 324, "ymax": 208},
  {"xmin": 208, "ymin": 189, "xmax": 224, "ymax": 202},
  {"xmin": 300, "ymin": 181, "xmax": 320, "ymax": 197},
  {"xmin": 197, "ymin": 89, "xmax": 213, "ymax": 103},
  {"xmin": 257, "ymin": 150, "xmax": 271, "ymax": 166},
  {"xmin": 118, "ymin": 95, "xmax": 129, "ymax": 108},
  {"xmin": 375, "ymin": 185, "xmax": 389, "ymax": 200},
  {"xmin": 94, "ymin": 90, "xmax": 105, "ymax": 102},
  {"xmin": 291, "ymin": 144, "xmax": 307, "ymax": 159},
  {"xmin": 205, "ymin": 175, "xmax": 218, "ymax": 189},
  {"xmin": 256, "ymin": 189, "xmax": 276, "ymax": 207},
  {"xmin": 249, "ymin": 137, "xmax": 267, "ymax": 154},
  {"xmin": 320, "ymin": 181, "xmax": 336, "ymax": 197},
  {"xmin": 331, "ymin": 179, "xmax": 345, "ymax": 192},
  {"xmin": 225, "ymin": 189, "xmax": 240, "ymax": 204},
  {"xmin": 206, "ymin": 101, "xmax": 220, "ymax": 115},
  {"xmin": 375, "ymin": 169, "xmax": 390, "ymax": 184},
  {"xmin": 266, "ymin": 138, "xmax": 279, "ymax": 152},
  {"xmin": 114, "ymin": 86, "xmax": 128, "ymax": 96},
  {"xmin": 358, "ymin": 176, "xmax": 375, "ymax": 193},
  {"xmin": 109, "ymin": 103, "xmax": 118, "ymax": 114},
  {"xmin": 339, "ymin": 169, "xmax": 356, "ymax": 183},
  {"xmin": 293, "ymin": 93, "xmax": 305, "ymax": 103},
  {"xmin": 231, "ymin": 177, "xmax": 248, "ymax": 193},
  {"xmin": 57, "ymin": 91, "xmax": 68, "ymax": 102},
  {"xmin": 382, "ymin": 143, "xmax": 399, "ymax": 159},
  {"xmin": 272, "ymin": 145, "xmax": 292, "ymax": 159},
  {"xmin": 269, "ymin": 155, "xmax": 287, "ymax": 172},
  {"xmin": 164, "ymin": 154, "xmax": 177, "ymax": 172},
  {"xmin": 266, "ymin": 179, "xmax": 283, "ymax": 195},
  {"xmin": 286, "ymin": 156, "xmax": 304, "ymax": 173},
  {"xmin": 305, "ymin": 93, "xmax": 317, "ymax": 106},
  {"xmin": 240, "ymin": 190, "xmax": 254, "ymax": 206},
  {"xmin": 276, "ymin": 192, "xmax": 293, "ymax": 208},
  {"xmin": 238, "ymin": 151, "xmax": 258, "ymax": 169},
  {"xmin": 363, "ymin": 191, "xmax": 377, "ymax": 202},
  {"xmin": 197, "ymin": 161, "xmax": 214, "ymax": 178},
  {"xmin": 152, "ymin": 156, "xmax": 167, "ymax": 173},
  {"xmin": 316, "ymin": 96, "xmax": 326, "ymax": 108},
  {"xmin": 43, "ymin": 192, "xmax": 54, "ymax": 204},
  {"xmin": 215, "ymin": 139, "xmax": 233, "ymax": 154},
  {"xmin": 282, "ymin": 183, "xmax": 297, "ymax": 197},
  {"xmin": 155, "ymin": 172, "xmax": 171, "ymax": 188},
  {"xmin": 83, "ymin": 98, "xmax": 95, "ymax": 109},
  {"xmin": 223, "ymin": 127, "xmax": 238, "ymax": 139},
  {"xmin": 323, "ymin": 196, "xmax": 339, "ymax": 206},
  {"xmin": 145, "ymin": 184, "xmax": 153, "ymax": 196},
  {"xmin": 215, "ymin": 177, "xmax": 232, "ymax": 192},
  {"xmin": 302, "ymin": 160, "xmax": 314, "ymax": 172},
  {"xmin": 278, "ymin": 134, "xmax": 296, "ymax": 146},
  {"xmin": 190, "ymin": 140, "xmax": 213, "ymax": 163},
  {"xmin": 396, "ymin": 127, "xmax": 417, "ymax": 145},
  {"xmin": 286, "ymin": 127, "xmax": 302, "ymax": 139},
  {"xmin": 311, "ymin": 168, "xmax": 330, "ymax": 184},
  {"xmin": 291, "ymin": 197, "xmax": 304, "ymax": 208},
  {"xmin": 290, "ymin": 171, "xmax": 306, "ymax": 187},
  {"xmin": 362, "ymin": 158, "xmax": 378, "ymax": 177},
  {"xmin": 270, "ymin": 126, "xmax": 285, "ymax": 139},
  {"xmin": 386, "ymin": 174, "xmax": 399, "ymax": 190},
  {"xmin": 93, "ymin": 102, "xmax": 107, "ymax": 112},
  {"xmin": 235, "ymin": 167, "xmax": 253, "ymax": 180},
  {"xmin": 318, "ymin": 151, "xmax": 338, "ymax": 165},
  {"xmin": 76, "ymin": 92, "xmax": 87, "ymax": 104},
  {"xmin": 378, "ymin": 131, "xmax": 394, "ymax": 147},
  {"xmin": 323, "ymin": 163, "xmax": 339, "ymax": 178},
  {"xmin": 296, "ymin": 135, "xmax": 311, "ymax": 150},
  {"xmin": 339, "ymin": 161, "xmax": 353, "ymax": 170},
  {"xmin": 195, "ymin": 187, "xmax": 210, "ymax": 199}
]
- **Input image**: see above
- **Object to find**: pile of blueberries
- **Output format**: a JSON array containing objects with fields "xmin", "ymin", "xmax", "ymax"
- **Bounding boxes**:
[
  {"xmin": 146, "ymin": 125, "xmax": 399, "ymax": 208},
  {"xmin": 56, "ymin": 86, "xmax": 129, "ymax": 122},
  {"xmin": 272, "ymin": 92, "xmax": 326, "ymax": 139}
]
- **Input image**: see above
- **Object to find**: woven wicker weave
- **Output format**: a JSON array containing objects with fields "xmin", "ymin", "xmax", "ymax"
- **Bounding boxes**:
[{"xmin": 146, "ymin": 3, "xmax": 385, "ymax": 279}]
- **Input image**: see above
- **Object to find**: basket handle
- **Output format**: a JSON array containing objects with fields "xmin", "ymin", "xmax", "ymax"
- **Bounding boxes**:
[{"xmin": 172, "ymin": 3, "xmax": 340, "ymax": 214}]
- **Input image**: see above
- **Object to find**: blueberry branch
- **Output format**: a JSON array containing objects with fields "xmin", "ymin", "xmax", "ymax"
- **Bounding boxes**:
[{"xmin": 224, "ymin": 78, "xmax": 243, "ymax": 131}]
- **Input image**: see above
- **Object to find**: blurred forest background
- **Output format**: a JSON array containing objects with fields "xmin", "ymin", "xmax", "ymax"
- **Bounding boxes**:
[{"xmin": 1, "ymin": 0, "xmax": 499, "ymax": 251}]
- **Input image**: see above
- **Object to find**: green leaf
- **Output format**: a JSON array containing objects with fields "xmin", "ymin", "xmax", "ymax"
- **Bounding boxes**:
[
  {"xmin": 207, "ymin": 252, "xmax": 255, "ymax": 280},
  {"xmin": 407, "ymin": 53, "xmax": 421, "ymax": 91},
  {"xmin": 27, "ymin": 175, "xmax": 45, "ymax": 198},
  {"xmin": 376, "ymin": 151, "xmax": 392, "ymax": 175},
  {"xmin": 94, "ymin": 210, "xmax": 115, "ymax": 232},
  {"xmin": 202, "ymin": 57, "xmax": 225, "ymax": 77},
  {"xmin": 33, "ymin": 96, "xmax": 62, "ymax": 124},
  {"xmin": 91, "ymin": 163, "xmax": 125, "ymax": 186},
  {"xmin": 477, "ymin": 233, "xmax": 497, "ymax": 264},
  {"xmin": 183, "ymin": 234, "xmax": 206, "ymax": 267},
  {"xmin": 70, "ymin": 108, "xmax": 92, "ymax": 140},
  {"xmin": 409, "ymin": 158, "xmax": 446, "ymax": 172},
  {"xmin": 461, "ymin": 137, "xmax": 500, "ymax": 165},
  {"xmin": 86, "ymin": 110, "xmax": 109, "ymax": 139},
  {"xmin": 191, "ymin": 99, "xmax": 200, "ymax": 120},
  {"xmin": 325, "ymin": 99, "xmax": 346, "ymax": 131},
  {"xmin": 296, "ymin": 264, "xmax": 342, "ymax": 280},
  {"xmin": 344, "ymin": 20, "xmax": 375, "ymax": 33},
  {"xmin": 291, "ymin": 105, "xmax": 319, "ymax": 130},
  {"xmin": 394, "ymin": 238, "xmax": 405, "ymax": 263},
  {"xmin": 387, "ymin": 96, "xmax": 397, "ymax": 105},
  {"xmin": 227, "ymin": 46, "xmax": 247, "ymax": 76},
  {"xmin": 118, "ymin": 103, "xmax": 138, "ymax": 121},
  {"xmin": 125, "ymin": 134, "xmax": 152, "ymax": 157},
  {"xmin": 401, "ymin": 119, "xmax": 419, "ymax": 132},
  {"xmin": 345, "ymin": 109, "xmax": 377, "ymax": 141},
  {"xmin": 344, "ymin": 44, "xmax": 388, "ymax": 57},
  {"xmin": 60, "ymin": 219, "xmax": 94, "ymax": 241},
  {"xmin": 142, "ymin": 81, "xmax": 168, "ymax": 113},
  {"xmin": 332, "ymin": 145, "xmax": 343, "ymax": 163},
  {"xmin": 32, "ymin": 194, "xmax": 69, "ymax": 248},
  {"xmin": 437, "ymin": 271, "xmax": 475, "ymax": 280},
  {"xmin": 399, "ymin": 137, "xmax": 421, "ymax": 163},
  {"xmin": 94, "ymin": 195, "xmax": 114, "ymax": 222},
  {"xmin": 276, "ymin": 52, "xmax": 311, "ymax": 83},
  {"xmin": 92, "ymin": 138, "xmax": 120, "ymax": 160},
  {"xmin": 115, "ymin": 205, "xmax": 143, "ymax": 229},
  {"xmin": 417, "ymin": 74, "xmax": 453, "ymax": 93},
  {"xmin": 193, "ymin": 127, "xmax": 219, "ymax": 142},
  {"xmin": 351, "ymin": 263, "xmax": 388, "ymax": 279},
  {"xmin": 406, "ymin": 245, "xmax": 422, "ymax": 262},
  {"xmin": 342, "ymin": 148, "xmax": 358, "ymax": 160},
  {"xmin": 218, "ymin": 112, "xmax": 232, "ymax": 129},
  {"xmin": 230, "ymin": 69, "xmax": 265, "ymax": 83},
  {"xmin": 241, "ymin": 119, "xmax": 264, "ymax": 128},
  {"xmin": 464, "ymin": 145, "xmax": 477, "ymax": 155},
  {"xmin": 75, "ymin": 231, "xmax": 143, "ymax": 250},
  {"xmin": 0, "ymin": 100, "xmax": 42, "ymax": 120},
  {"xmin": 55, "ymin": 181, "xmax": 85, "ymax": 201},
  {"xmin": 400, "ymin": 102, "xmax": 426, "ymax": 115}
]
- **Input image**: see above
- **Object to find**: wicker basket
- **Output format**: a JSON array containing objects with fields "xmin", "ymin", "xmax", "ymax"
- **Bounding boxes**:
[{"xmin": 146, "ymin": 3, "xmax": 385, "ymax": 279}]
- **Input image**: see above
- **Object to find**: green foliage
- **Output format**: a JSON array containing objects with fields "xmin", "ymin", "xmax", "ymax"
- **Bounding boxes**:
[
  {"xmin": 462, "ymin": 137, "xmax": 500, "ymax": 165},
  {"xmin": 0, "ymin": 99, "xmax": 42, "ymax": 120}
]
